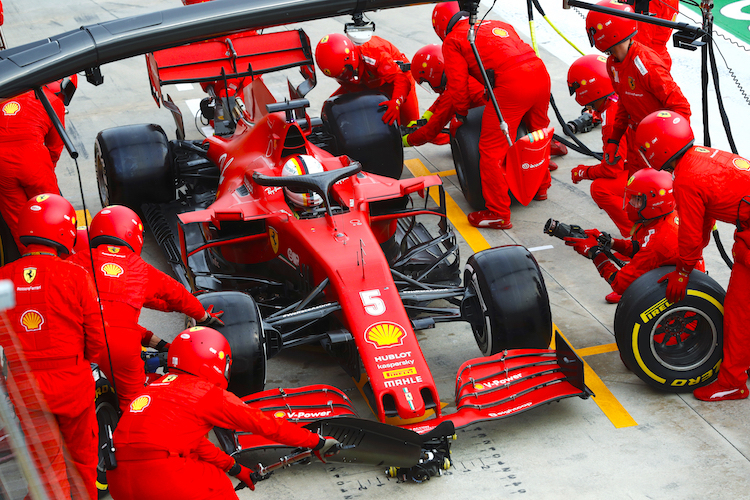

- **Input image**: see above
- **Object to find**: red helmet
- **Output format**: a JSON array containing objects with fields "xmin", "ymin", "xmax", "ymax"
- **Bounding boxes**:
[
  {"xmin": 635, "ymin": 110, "xmax": 694, "ymax": 171},
  {"xmin": 89, "ymin": 205, "xmax": 145, "ymax": 254},
  {"xmin": 315, "ymin": 33, "xmax": 360, "ymax": 81},
  {"xmin": 432, "ymin": 2, "xmax": 467, "ymax": 41},
  {"xmin": 567, "ymin": 54, "xmax": 614, "ymax": 107},
  {"xmin": 17, "ymin": 194, "xmax": 78, "ymax": 254},
  {"xmin": 411, "ymin": 44, "xmax": 446, "ymax": 92},
  {"xmin": 45, "ymin": 74, "xmax": 78, "ymax": 106},
  {"xmin": 168, "ymin": 326, "xmax": 232, "ymax": 390},
  {"xmin": 585, "ymin": 0, "xmax": 637, "ymax": 53},
  {"xmin": 623, "ymin": 168, "xmax": 675, "ymax": 222}
]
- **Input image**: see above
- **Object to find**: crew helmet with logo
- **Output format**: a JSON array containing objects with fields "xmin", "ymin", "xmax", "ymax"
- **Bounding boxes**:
[
  {"xmin": 585, "ymin": 0, "xmax": 637, "ymax": 53},
  {"xmin": 168, "ymin": 326, "xmax": 233, "ymax": 390},
  {"xmin": 623, "ymin": 168, "xmax": 675, "ymax": 223},
  {"xmin": 281, "ymin": 155, "xmax": 325, "ymax": 208},
  {"xmin": 635, "ymin": 110, "xmax": 695, "ymax": 171},
  {"xmin": 315, "ymin": 33, "xmax": 360, "ymax": 81},
  {"xmin": 567, "ymin": 54, "xmax": 614, "ymax": 107},
  {"xmin": 411, "ymin": 44, "xmax": 446, "ymax": 93},
  {"xmin": 432, "ymin": 2, "xmax": 468, "ymax": 41},
  {"xmin": 17, "ymin": 194, "xmax": 77, "ymax": 254},
  {"xmin": 89, "ymin": 205, "xmax": 145, "ymax": 255}
]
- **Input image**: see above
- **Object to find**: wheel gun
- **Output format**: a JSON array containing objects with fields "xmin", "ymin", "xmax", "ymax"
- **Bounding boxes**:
[{"xmin": 544, "ymin": 218, "xmax": 626, "ymax": 267}]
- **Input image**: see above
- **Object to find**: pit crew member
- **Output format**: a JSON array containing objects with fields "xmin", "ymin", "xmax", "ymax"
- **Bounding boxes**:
[
  {"xmin": 108, "ymin": 326, "xmax": 340, "ymax": 499},
  {"xmin": 635, "ymin": 110, "xmax": 750, "ymax": 402},
  {"xmin": 0, "ymin": 193, "xmax": 104, "ymax": 500},
  {"xmin": 633, "ymin": 0, "xmax": 680, "ymax": 71}
]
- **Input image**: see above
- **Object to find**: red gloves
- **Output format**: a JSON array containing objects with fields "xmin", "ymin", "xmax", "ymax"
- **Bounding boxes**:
[
  {"xmin": 450, "ymin": 114, "xmax": 466, "ymax": 137},
  {"xmin": 604, "ymin": 139, "xmax": 621, "ymax": 165},
  {"xmin": 380, "ymin": 98, "xmax": 402, "ymax": 125},
  {"xmin": 564, "ymin": 229, "xmax": 601, "ymax": 258},
  {"xmin": 198, "ymin": 304, "xmax": 224, "ymax": 327},
  {"xmin": 658, "ymin": 263, "xmax": 694, "ymax": 303},
  {"xmin": 312, "ymin": 435, "xmax": 341, "ymax": 463},
  {"xmin": 571, "ymin": 165, "xmax": 590, "ymax": 184},
  {"xmin": 229, "ymin": 461, "xmax": 256, "ymax": 491}
]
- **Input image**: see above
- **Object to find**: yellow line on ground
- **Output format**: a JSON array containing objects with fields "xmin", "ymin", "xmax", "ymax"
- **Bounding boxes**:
[
  {"xmin": 576, "ymin": 343, "xmax": 620, "ymax": 357},
  {"xmin": 76, "ymin": 209, "xmax": 92, "ymax": 227},
  {"xmin": 437, "ymin": 169, "xmax": 456, "ymax": 177},
  {"xmin": 404, "ymin": 156, "xmax": 637, "ymax": 428},
  {"xmin": 404, "ymin": 159, "xmax": 489, "ymax": 253}
]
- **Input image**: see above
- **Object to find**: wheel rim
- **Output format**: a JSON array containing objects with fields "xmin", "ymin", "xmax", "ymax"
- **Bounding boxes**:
[
  {"xmin": 95, "ymin": 144, "xmax": 110, "ymax": 206},
  {"xmin": 649, "ymin": 306, "xmax": 718, "ymax": 372},
  {"xmin": 469, "ymin": 273, "xmax": 490, "ymax": 354}
]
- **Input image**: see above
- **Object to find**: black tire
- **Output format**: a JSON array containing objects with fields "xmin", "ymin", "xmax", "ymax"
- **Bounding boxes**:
[
  {"xmin": 95, "ymin": 124, "xmax": 175, "ymax": 210},
  {"xmin": 462, "ymin": 245, "xmax": 552, "ymax": 355},
  {"xmin": 0, "ymin": 215, "xmax": 20, "ymax": 266},
  {"xmin": 92, "ymin": 364, "xmax": 118, "ymax": 499},
  {"xmin": 614, "ymin": 267, "xmax": 725, "ymax": 393},
  {"xmin": 321, "ymin": 90, "xmax": 403, "ymax": 179},
  {"xmin": 195, "ymin": 291, "xmax": 266, "ymax": 397}
]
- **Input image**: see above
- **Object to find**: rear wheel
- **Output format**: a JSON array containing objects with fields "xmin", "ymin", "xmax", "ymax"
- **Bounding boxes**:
[
  {"xmin": 95, "ymin": 124, "xmax": 175, "ymax": 210},
  {"xmin": 462, "ymin": 245, "xmax": 552, "ymax": 355},
  {"xmin": 614, "ymin": 267, "xmax": 725, "ymax": 392}
]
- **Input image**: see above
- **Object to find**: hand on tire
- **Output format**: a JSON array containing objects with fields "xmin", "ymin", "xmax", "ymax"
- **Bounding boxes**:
[
  {"xmin": 197, "ymin": 305, "xmax": 224, "ymax": 328},
  {"xmin": 379, "ymin": 99, "xmax": 401, "ymax": 125},
  {"xmin": 658, "ymin": 269, "xmax": 690, "ymax": 303}
]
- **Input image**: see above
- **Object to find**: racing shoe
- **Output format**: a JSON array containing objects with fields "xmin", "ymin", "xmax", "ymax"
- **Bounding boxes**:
[
  {"xmin": 468, "ymin": 210, "xmax": 512, "ymax": 230},
  {"xmin": 551, "ymin": 140, "xmax": 568, "ymax": 157},
  {"xmin": 605, "ymin": 292, "xmax": 621, "ymax": 304},
  {"xmin": 693, "ymin": 380, "xmax": 749, "ymax": 401},
  {"xmin": 548, "ymin": 160, "xmax": 559, "ymax": 172},
  {"xmin": 534, "ymin": 188, "xmax": 548, "ymax": 201}
]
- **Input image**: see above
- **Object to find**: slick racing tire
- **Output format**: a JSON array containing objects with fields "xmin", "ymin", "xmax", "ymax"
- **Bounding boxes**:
[
  {"xmin": 614, "ymin": 267, "xmax": 725, "ymax": 393},
  {"xmin": 95, "ymin": 124, "xmax": 175, "ymax": 210},
  {"xmin": 92, "ymin": 364, "xmax": 118, "ymax": 499},
  {"xmin": 321, "ymin": 90, "xmax": 404, "ymax": 179},
  {"xmin": 195, "ymin": 291, "xmax": 266, "ymax": 397},
  {"xmin": 462, "ymin": 245, "xmax": 552, "ymax": 355}
]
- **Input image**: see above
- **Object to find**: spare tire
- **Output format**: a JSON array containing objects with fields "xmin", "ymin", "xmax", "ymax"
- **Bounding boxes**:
[{"xmin": 321, "ymin": 90, "xmax": 403, "ymax": 179}]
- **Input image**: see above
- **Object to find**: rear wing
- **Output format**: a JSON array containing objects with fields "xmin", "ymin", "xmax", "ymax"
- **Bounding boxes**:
[{"xmin": 146, "ymin": 28, "xmax": 316, "ymax": 106}]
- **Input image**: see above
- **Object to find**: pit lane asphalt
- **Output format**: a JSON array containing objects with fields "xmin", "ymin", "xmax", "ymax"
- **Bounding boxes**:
[{"xmin": 4, "ymin": 0, "xmax": 748, "ymax": 498}]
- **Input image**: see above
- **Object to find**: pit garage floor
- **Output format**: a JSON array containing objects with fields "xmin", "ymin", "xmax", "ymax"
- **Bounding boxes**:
[{"xmin": 3, "ymin": 0, "xmax": 748, "ymax": 498}]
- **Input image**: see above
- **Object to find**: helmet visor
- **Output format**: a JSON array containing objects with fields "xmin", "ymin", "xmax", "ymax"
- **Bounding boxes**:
[
  {"xmin": 624, "ymin": 193, "xmax": 646, "ymax": 211},
  {"xmin": 223, "ymin": 354, "xmax": 232, "ymax": 382},
  {"xmin": 419, "ymin": 80, "xmax": 437, "ymax": 94}
]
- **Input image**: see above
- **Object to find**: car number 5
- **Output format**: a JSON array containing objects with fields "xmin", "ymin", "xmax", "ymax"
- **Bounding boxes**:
[{"xmin": 360, "ymin": 289, "xmax": 386, "ymax": 316}]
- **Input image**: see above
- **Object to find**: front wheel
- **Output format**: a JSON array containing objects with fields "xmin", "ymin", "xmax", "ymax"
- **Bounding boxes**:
[{"xmin": 614, "ymin": 267, "xmax": 725, "ymax": 392}]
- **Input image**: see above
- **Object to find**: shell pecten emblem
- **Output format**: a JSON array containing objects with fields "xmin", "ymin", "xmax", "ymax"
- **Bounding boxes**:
[
  {"xmin": 2, "ymin": 101, "xmax": 20, "ymax": 116},
  {"xmin": 129, "ymin": 395, "xmax": 152, "ymax": 413},
  {"xmin": 20, "ymin": 310, "xmax": 44, "ymax": 332},
  {"xmin": 101, "ymin": 263, "xmax": 124, "ymax": 277},
  {"xmin": 365, "ymin": 321, "xmax": 407, "ymax": 348}
]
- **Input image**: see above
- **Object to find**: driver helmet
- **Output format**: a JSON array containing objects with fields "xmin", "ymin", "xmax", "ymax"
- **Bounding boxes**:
[
  {"xmin": 45, "ymin": 74, "xmax": 78, "ymax": 106},
  {"xmin": 432, "ymin": 2, "xmax": 468, "ymax": 41},
  {"xmin": 89, "ymin": 205, "xmax": 145, "ymax": 255},
  {"xmin": 635, "ymin": 110, "xmax": 694, "ymax": 171},
  {"xmin": 623, "ymin": 168, "xmax": 675, "ymax": 223},
  {"xmin": 585, "ymin": 0, "xmax": 637, "ymax": 53},
  {"xmin": 281, "ymin": 155, "xmax": 325, "ymax": 208},
  {"xmin": 168, "ymin": 326, "xmax": 232, "ymax": 390},
  {"xmin": 17, "ymin": 194, "xmax": 78, "ymax": 255},
  {"xmin": 411, "ymin": 44, "xmax": 446, "ymax": 93},
  {"xmin": 315, "ymin": 33, "xmax": 360, "ymax": 82},
  {"xmin": 567, "ymin": 54, "xmax": 614, "ymax": 107}
]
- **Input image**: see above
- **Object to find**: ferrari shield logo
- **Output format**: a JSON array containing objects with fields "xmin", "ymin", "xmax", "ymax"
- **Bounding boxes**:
[
  {"xmin": 107, "ymin": 246, "xmax": 120, "ymax": 254},
  {"xmin": 23, "ymin": 267, "xmax": 37, "ymax": 284},
  {"xmin": 268, "ymin": 227, "xmax": 279, "ymax": 254},
  {"xmin": 365, "ymin": 321, "xmax": 406, "ymax": 349},
  {"xmin": 694, "ymin": 147, "xmax": 710, "ymax": 153},
  {"xmin": 628, "ymin": 76, "xmax": 635, "ymax": 90}
]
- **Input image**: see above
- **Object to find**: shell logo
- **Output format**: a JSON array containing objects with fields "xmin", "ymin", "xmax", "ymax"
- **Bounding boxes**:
[
  {"xmin": 20, "ymin": 310, "xmax": 44, "ymax": 332},
  {"xmin": 2, "ymin": 101, "xmax": 20, "ymax": 116},
  {"xmin": 657, "ymin": 111, "xmax": 672, "ymax": 118},
  {"xmin": 129, "ymin": 395, "xmax": 152, "ymax": 413},
  {"xmin": 365, "ymin": 322, "xmax": 407, "ymax": 348},
  {"xmin": 659, "ymin": 189, "xmax": 666, "ymax": 196},
  {"xmin": 474, "ymin": 383, "xmax": 484, "ymax": 390},
  {"xmin": 274, "ymin": 411, "xmax": 286, "ymax": 418},
  {"xmin": 101, "ymin": 263, "xmax": 124, "ymax": 277},
  {"xmin": 596, "ymin": 23, "xmax": 603, "ymax": 30},
  {"xmin": 107, "ymin": 246, "xmax": 120, "ymax": 254},
  {"xmin": 733, "ymin": 157, "xmax": 750, "ymax": 171},
  {"xmin": 492, "ymin": 28, "xmax": 509, "ymax": 38}
]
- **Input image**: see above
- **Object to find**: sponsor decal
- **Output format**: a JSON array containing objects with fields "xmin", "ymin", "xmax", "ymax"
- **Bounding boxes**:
[
  {"xmin": 23, "ymin": 267, "xmax": 37, "ymax": 284},
  {"xmin": 694, "ymin": 147, "xmax": 710, "ymax": 153},
  {"xmin": 383, "ymin": 367, "xmax": 417, "ymax": 379},
  {"xmin": 633, "ymin": 55, "xmax": 648, "ymax": 76},
  {"xmin": 20, "ymin": 310, "xmax": 44, "ymax": 332},
  {"xmin": 129, "ymin": 395, "xmax": 152, "ymax": 413},
  {"xmin": 383, "ymin": 374, "xmax": 423, "ymax": 388},
  {"xmin": 732, "ymin": 157, "xmax": 750, "ymax": 171},
  {"xmin": 488, "ymin": 401, "xmax": 533, "ymax": 417},
  {"xmin": 640, "ymin": 298, "xmax": 672, "ymax": 323},
  {"xmin": 265, "ymin": 186, "xmax": 282, "ymax": 196},
  {"xmin": 374, "ymin": 351, "xmax": 411, "ymax": 363},
  {"xmin": 403, "ymin": 387, "xmax": 415, "ymax": 411},
  {"xmin": 286, "ymin": 248, "xmax": 299, "ymax": 266},
  {"xmin": 521, "ymin": 159, "xmax": 545, "ymax": 170},
  {"xmin": 35, "ymin": 194, "xmax": 50, "ymax": 203},
  {"xmin": 107, "ymin": 246, "xmax": 120, "ymax": 254},
  {"xmin": 269, "ymin": 227, "xmax": 279, "ymax": 254},
  {"xmin": 628, "ymin": 76, "xmax": 636, "ymax": 90},
  {"xmin": 376, "ymin": 358, "xmax": 415, "ymax": 370},
  {"xmin": 365, "ymin": 322, "xmax": 407, "ymax": 348},
  {"xmin": 274, "ymin": 410, "xmax": 333, "ymax": 419},
  {"xmin": 668, "ymin": 360, "xmax": 721, "ymax": 387},
  {"xmin": 474, "ymin": 372, "xmax": 523, "ymax": 389},
  {"xmin": 657, "ymin": 111, "xmax": 672, "ymax": 118},
  {"xmin": 101, "ymin": 263, "xmax": 124, "ymax": 278},
  {"xmin": 2, "ymin": 101, "xmax": 20, "ymax": 116},
  {"xmin": 492, "ymin": 27, "xmax": 509, "ymax": 37}
]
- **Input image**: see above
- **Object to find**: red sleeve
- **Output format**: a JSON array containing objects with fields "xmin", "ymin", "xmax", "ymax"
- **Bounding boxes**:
[
  {"xmin": 136, "ymin": 324, "xmax": 154, "ymax": 346},
  {"xmin": 408, "ymin": 93, "xmax": 453, "ymax": 146},
  {"xmin": 42, "ymin": 89, "xmax": 66, "ymax": 166},
  {"xmin": 373, "ymin": 51, "xmax": 411, "ymax": 104},
  {"xmin": 643, "ymin": 55, "xmax": 691, "ymax": 122},
  {"xmin": 611, "ymin": 237, "xmax": 636, "ymax": 257},
  {"xmin": 443, "ymin": 36, "xmax": 471, "ymax": 117},
  {"xmin": 674, "ymin": 175, "xmax": 711, "ymax": 268},
  {"xmin": 586, "ymin": 99, "xmax": 628, "ymax": 179},
  {"xmin": 80, "ymin": 268, "xmax": 106, "ymax": 364},
  {"xmin": 192, "ymin": 436, "xmax": 235, "ymax": 472},
  {"xmin": 144, "ymin": 264, "xmax": 206, "ymax": 320}
]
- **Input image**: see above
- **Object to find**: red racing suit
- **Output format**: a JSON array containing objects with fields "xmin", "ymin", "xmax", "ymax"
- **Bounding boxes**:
[
  {"xmin": 607, "ymin": 41, "xmax": 691, "ymax": 172},
  {"xmin": 634, "ymin": 0, "xmax": 679, "ymax": 71},
  {"xmin": 671, "ymin": 146, "xmax": 750, "ymax": 388},
  {"xmin": 406, "ymin": 77, "xmax": 485, "ymax": 147},
  {"xmin": 333, "ymin": 36, "xmax": 418, "ymax": 125},
  {"xmin": 0, "ymin": 90, "xmax": 65, "ymax": 249},
  {"xmin": 71, "ymin": 245, "xmax": 207, "ymax": 413},
  {"xmin": 443, "ymin": 19, "xmax": 551, "ymax": 218},
  {"xmin": 108, "ymin": 373, "xmax": 322, "ymax": 500},
  {"xmin": 0, "ymin": 246, "xmax": 105, "ymax": 500}
]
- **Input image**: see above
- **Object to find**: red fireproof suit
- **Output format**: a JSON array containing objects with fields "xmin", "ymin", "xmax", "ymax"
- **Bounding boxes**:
[
  {"xmin": 607, "ymin": 41, "xmax": 691, "ymax": 172},
  {"xmin": 0, "ymin": 247, "xmax": 104, "ymax": 500},
  {"xmin": 333, "ymin": 36, "xmax": 419, "ymax": 125},
  {"xmin": 634, "ymin": 0, "xmax": 679, "ymax": 71},
  {"xmin": 406, "ymin": 77, "xmax": 485, "ymax": 147},
  {"xmin": 71, "ymin": 245, "xmax": 207, "ymax": 413},
  {"xmin": 108, "ymin": 373, "xmax": 322, "ymax": 499},
  {"xmin": 443, "ymin": 20, "xmax": 551, "ymax": 218},
  {"xmin": 672, "ymin": 146, "xmax": 750, "ymax": 388},
  {"xmin": 0, "ymin": 90, "xmax": 64, "ymax": 249}
]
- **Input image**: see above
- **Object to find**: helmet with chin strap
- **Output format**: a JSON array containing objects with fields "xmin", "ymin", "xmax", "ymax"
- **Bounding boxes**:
[
  {"xmin": 168, "ymin": 327, "xmax": 232, "ymax": 390},
  {"xmin": 623, "ymin": 168, "xmax": 675, "ymax": 223},
  {"xmin": 89, "ymin": 205, "xmax": 145, "ymax": 254},
  {"xmin": 411, "ymin": 44, "xmax": 446, "ymax": 93},
  {"xmin": 315, "ymin": 33, "xmax": 360, "ymax": 82},
  {"xmin": 432, "ymin": 2, "xmax": 468, "ymax": 41},
  {"xmin": 17, "ymin": 194, "xmax": 78, "ymax": 255},
  {"xmin": 585, "ymin": 0, "xmax": 637, "ymax": 53},
  {"xmin": 635, "ymin": 110, "xmax": 694, "ymax": 171},
  {"xmin": 567, "ymin": 54, "xmax": 614, "ymax": 107}
]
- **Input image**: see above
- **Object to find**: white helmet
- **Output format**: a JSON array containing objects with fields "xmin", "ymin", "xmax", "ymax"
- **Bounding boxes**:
[{"xmin": 281, "ymin": 155, "xmax": 325, "ymax": 208}]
